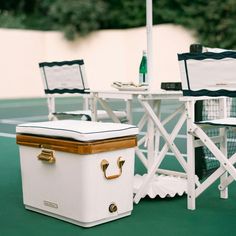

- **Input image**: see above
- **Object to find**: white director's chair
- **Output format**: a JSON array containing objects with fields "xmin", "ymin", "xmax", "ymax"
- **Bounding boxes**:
[
  {"xmin": 178, "ymin": 50, "xmax": 236, "ymax": 210},
  {"xmin": 39, "ymin": 59, "xmax": 127, "ymax": 122}
]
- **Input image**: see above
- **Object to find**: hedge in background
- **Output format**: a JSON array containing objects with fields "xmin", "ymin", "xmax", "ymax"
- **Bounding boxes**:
[{"xmin": 0, "ymin": 0, "xmax": 235, "ymax": 49}]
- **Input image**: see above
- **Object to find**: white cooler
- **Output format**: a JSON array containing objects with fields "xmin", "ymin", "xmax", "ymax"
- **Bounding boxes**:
[{"xmin": 16, "ymin": 120, "xmax": 138, "ymax": 227}]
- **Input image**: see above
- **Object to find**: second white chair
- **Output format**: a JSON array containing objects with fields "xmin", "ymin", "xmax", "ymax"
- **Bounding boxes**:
[
  {"xmin": 39, "ymin": 59, "xmax": 127, "ymax": 122},
  {"xmin": 178, "ymin": 50, "xmax": 236, "ymax": 210}
]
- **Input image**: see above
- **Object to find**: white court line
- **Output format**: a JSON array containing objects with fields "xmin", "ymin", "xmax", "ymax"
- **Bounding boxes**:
[
  {"xmin": 0, "ymin": 115, "xmax": 48, "ymax": 125},
  {"xmin": 0, "ymin": 119, "xmax": 22, "ymax": 125},
  {"xmin": 0, "ymin": 101, "xmax": 47, "ymax": 109},
  {"xmin": 0, "ymin": 98, "xmax": 82, "ymax": 109},
  {"xmin": 11, "ymin": 115, "xmax": 48, "ymax": 122},
  {"xmin": 0, "ymin": 132, "xmax": 16, "ymax": 138}
]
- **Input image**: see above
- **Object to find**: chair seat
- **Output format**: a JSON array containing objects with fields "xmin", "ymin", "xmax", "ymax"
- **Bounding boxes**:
[
  {"xmin": 196, "ymin": 117, "xmax": 236, "ymax": 127},
  {"xmin": 53, "ymin": 110, "xmax": 127, "ymax": 121}
]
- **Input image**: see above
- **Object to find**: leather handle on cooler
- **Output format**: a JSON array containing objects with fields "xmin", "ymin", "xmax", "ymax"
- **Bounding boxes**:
[
  {"xmin": 101, "ymin": 157, "xmax": 125, "ymax": 180},
  {"xmin": 37, "ymin": 150, "xmax": 56, "ymax": 164}
]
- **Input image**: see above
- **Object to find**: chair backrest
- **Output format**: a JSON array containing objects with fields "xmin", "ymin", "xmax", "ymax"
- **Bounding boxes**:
[
  {"xmin": 178, "ymin": 51, "xmax": 236, "ymax": 97},
  {"xmin": 39, "ymin": 59, "xmax": 90, "ymax": 94}
]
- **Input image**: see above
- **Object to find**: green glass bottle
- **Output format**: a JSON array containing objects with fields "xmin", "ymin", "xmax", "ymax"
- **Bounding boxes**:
[{"xmin": 139, "ymin": 50, "xmax": 147, "ymax": 84}]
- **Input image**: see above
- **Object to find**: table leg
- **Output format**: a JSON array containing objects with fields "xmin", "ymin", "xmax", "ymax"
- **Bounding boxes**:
[{"xmin": 147, "ymin": 99, "xmax": 155, "ymax": 173}]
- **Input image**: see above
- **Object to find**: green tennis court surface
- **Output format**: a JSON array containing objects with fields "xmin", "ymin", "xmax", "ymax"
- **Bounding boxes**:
[{"xmin": 1, "ymin": 97, "xmax": 236, "ymax": 236}]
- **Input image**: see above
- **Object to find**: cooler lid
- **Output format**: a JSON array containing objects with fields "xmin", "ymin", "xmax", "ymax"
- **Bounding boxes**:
[{"xmin": 16, "ymin": 120, "xmax": 138, "ymax": 142}]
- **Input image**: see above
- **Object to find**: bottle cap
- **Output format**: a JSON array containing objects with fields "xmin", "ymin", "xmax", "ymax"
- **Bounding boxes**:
[{"xmin": 189, "ymin": 44, "xmax": 203, "ymax": 53}]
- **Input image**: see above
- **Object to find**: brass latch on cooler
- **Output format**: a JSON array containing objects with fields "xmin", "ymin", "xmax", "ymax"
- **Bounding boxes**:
[
  {"xmin": 37, "ymin": 149, "xmax": 56, "ymax": 164},
  {"xmin": 101, "ymin": 157, "xmax": 125, "ymax": 180}
]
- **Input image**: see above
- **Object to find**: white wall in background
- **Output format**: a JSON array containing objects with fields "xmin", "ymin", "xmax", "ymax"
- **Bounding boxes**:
[{"xmin": 0, "ymin": 24, "xmax": 195, "ymax": 98}]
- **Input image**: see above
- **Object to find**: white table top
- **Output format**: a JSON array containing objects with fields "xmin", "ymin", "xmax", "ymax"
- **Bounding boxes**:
[{"xmin": 90, "ymin": 88, "xmax": 183, "ymax": 100}]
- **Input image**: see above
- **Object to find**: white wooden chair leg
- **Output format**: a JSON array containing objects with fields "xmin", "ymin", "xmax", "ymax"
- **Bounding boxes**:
[
  {"xmin": 90, "ymin": 95, "xmax": 98, "ymax": 121},
  {"xmin": 220, "ymin": 128, "xmax": 228, "ymax": 199},
  {"xmin": 187, "ymin": 121, "xmax": 196, "ymax": 210},
  {"xmin": 47, "ymin": 96, "xmax": 56, "ymax": 121},
  {"xmin": 83, "ymin": 96, "xmax": 89, "ymax": 110},
  {"xmin": 126, "ymin": 99, "xmax": 132, "ymax": 124},
  {"xmin": 219, "ymin": 98, "xmax": 228, "ymax": 199}
]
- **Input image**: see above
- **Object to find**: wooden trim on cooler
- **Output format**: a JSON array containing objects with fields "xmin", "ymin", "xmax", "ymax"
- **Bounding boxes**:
[{"xmin": 16, "ymin": 134, "xmax": 137, "ymax": 155}]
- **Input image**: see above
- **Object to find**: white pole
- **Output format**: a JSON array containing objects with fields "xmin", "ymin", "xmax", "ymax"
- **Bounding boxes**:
[
  {"xmin": 146, "ymin": 0, "xmax": 153, "ymax": 86},
  {"xmin": 146, "ymin": 0, "xmax": 154, "ymax": 173}
]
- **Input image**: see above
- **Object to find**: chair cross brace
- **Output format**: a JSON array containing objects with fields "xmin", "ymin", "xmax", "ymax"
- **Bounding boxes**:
[{"xmin": 187, "ymin": 122, "xmax": 236, "ymax": 209}]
